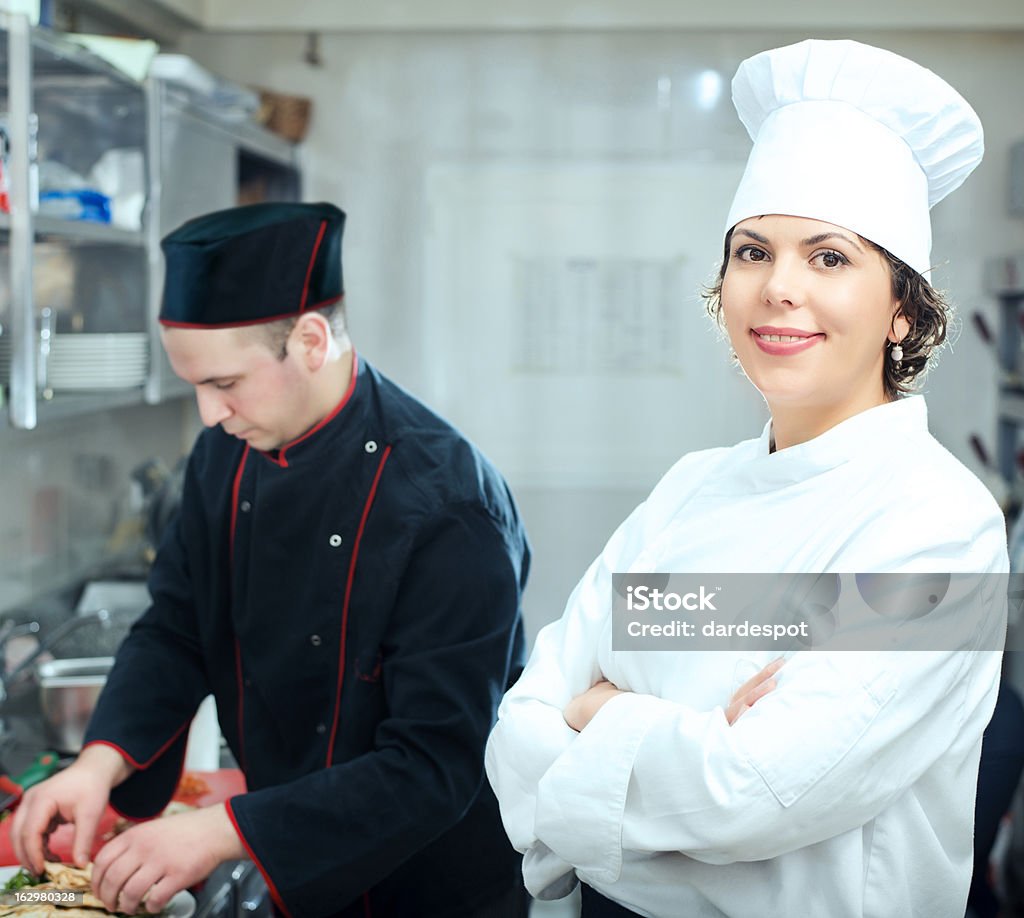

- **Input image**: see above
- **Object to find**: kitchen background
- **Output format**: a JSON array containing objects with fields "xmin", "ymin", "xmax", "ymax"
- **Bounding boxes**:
[
  {"xmin": 1, "ymin": 1, "xmax": 1024, "ymax": 913},
  {"xmin": 5, "ymin": 1, "xmax": 1024, "ymax": 640}
]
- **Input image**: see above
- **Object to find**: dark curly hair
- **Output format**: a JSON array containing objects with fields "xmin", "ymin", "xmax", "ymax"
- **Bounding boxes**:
[{"xmin": 702, "ymin": 227, "xmax": 950, "ymax": 401}]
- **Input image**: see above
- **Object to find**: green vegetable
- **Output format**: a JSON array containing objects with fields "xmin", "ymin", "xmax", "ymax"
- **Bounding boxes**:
[{"xmin": 3, "ymin": 869, "xmax": 40, "ymax": 890}]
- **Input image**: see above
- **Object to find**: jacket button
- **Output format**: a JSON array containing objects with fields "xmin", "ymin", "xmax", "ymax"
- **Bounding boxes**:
[
  {"xmin": 240, "ymin": 500, "xmax": 252, "ymax": 513},
  {"xmin": 310, "ymin": 634, "xmax": 322, "ymax": 647},
  {"xmin": 316, "ymin": 723, "xmax": 327, "ymax": 734},
  {"xmin": 364, "ymin": 440, "xmax": 378, "ymax": 454},
  {"xmin": 329, "ymin": 534, "xmax": 342, "ymax": 547},
  {"xmin": 244, "ymin": 678, "xmax": 252, "ymax": 688}
]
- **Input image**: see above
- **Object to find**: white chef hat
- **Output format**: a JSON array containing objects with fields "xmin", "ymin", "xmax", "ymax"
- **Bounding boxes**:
[{"xmin": 724, "ymin": 39, "xmax": 984, "ymax": 277}]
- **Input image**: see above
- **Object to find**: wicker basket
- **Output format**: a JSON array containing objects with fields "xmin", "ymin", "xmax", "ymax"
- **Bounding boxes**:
[{"xmin": 255, "ymin": 88, "xmax": 313, "ymax": 143}]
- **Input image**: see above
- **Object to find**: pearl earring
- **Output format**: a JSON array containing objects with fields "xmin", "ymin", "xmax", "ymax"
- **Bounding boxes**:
[{"xmin": 890, "ymin": 341, "xmax": 904, "ymax": 362}]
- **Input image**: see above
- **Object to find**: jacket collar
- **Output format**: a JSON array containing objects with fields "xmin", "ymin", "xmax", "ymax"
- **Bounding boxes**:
[
  {"xmin": 257, "ymin": 350, "xmax": 368, "ymax": 468},
  {"xmin": 706, "ymin": 396, "xmax": 927, "ymax": 496}
]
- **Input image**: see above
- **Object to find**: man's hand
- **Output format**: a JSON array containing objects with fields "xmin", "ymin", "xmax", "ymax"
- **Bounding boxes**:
[
  {"xmin": 725, "ymin": 658, "xmax": 784, "ymax": 725},
  {"xmin": 10, "ymin": 744, "xmax": 133, "ymax": 874},
  {"xmin": 564, "ymin": 680, "xmax": 625, "ymax": 732},
  {"xmin": 91, "ymin": 804, "xmax": 246, "ymax": 915}
]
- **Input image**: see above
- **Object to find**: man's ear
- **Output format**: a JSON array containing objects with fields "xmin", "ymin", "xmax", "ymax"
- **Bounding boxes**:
[{"xmin": 292, "ymin": 313, "xmax": 331, "ymax": 371}]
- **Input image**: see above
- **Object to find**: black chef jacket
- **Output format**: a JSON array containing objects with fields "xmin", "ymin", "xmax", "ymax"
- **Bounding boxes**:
[{"xmin": 85, "ymin": 355, "xmax": 530, "ymax": 918}]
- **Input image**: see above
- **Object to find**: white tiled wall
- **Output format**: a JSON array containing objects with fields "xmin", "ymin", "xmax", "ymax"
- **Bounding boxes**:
[{"xmin": 180, "ymin": 27, "xmax": 1024, "ymax": 639}]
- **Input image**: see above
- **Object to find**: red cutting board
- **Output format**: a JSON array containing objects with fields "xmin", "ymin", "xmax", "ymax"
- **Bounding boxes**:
[{"xmin": 0, "ymin": 769, "xmax": 246, "ymax": 867}]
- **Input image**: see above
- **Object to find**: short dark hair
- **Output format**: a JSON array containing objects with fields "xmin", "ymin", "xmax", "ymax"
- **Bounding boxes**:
[
  {"xmin": 702, "ymin": 228, "xmax": 950, "ymax": 401},
  {"xmin": 245, "ymin": 301, "xmax": 349, "ymax": 360}
]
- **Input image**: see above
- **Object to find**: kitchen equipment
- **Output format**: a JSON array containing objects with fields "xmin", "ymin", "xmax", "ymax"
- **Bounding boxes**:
[
  {"xmin": 0, "ymin": 750, "xmax": 59, "ymax": 811},
  {"xmin": 36, "ymin": 656, "xmax": 113, "ymax": 753},
  {"xmin": 130, "ymin": 458, "xmax": 185, "ymax": 561},
  {"xmin": 197, "ymin": 860, "xmax": 271, "ymax": 918},
  {"xmin": 45, "ymin": 332, "xmax": 148, "ymax": 390},
  {"xmin": 0, "ymin": 609, "xmax": 112, "ymax": 702},
  {"xmin": 74, "ymin": 580, "xmax": 148, "ymax": 656}
]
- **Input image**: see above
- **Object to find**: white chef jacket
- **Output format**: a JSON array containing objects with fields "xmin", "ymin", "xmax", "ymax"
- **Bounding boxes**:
[{"xmin": 485, "ymin": 396, "xmax": 1008, "ymax": 918}]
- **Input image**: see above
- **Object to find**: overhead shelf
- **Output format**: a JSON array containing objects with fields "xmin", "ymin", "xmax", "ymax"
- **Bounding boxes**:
[
  {"xmin": 0, "ymin": 387, "xmax": 148, "ymax": 431},
  {"xmin": 0, "ymin": 12, "xmax": 303, "ymax": 429},
  {"xmin": 0, "ymin": 24, "xmax": 143, "ymax": 88},
  {"xmin": 0, "ymin": 212, "xmax": 145, "ymax": 246}
]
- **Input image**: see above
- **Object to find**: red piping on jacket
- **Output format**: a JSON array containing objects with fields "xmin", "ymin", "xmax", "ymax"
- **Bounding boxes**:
[
  {"xmin": 82, "ymin": 721, "xmax": 191, "ymax": 773},
  {"xmin": 267, "ymin": 351, "xmax": 360, "ymax": 469},
  {"xmin": 229, "ymin": 445, "xmax": 251, "ymax": 773},
  {"xmin": 225, "ymin": 798, "xmax": 293, "ymax": 918},
  {"xmin": 230, "ymin": 444, "xmax": 251, "ymax": 559},
  {"xmin": 233, "ymin": 637, "xmax": 247, "ymax": 773},
  {"xmin": 298, "ymin": 220, "xmax": 328, "ymax": 313},
  {"xmin": 80, "ymin": 732, "xmax": 191, "ymax": 823},
  {"xmin": 326, "ymin": 445, "xmax": 393, "ymax": 765},
  {"xmin": 362, "ymin": 891, "xmax": 372, "ymax": 917},
  {"xmin": 158, "ymin": 295, "xmax": 344, "ymax": 330}
]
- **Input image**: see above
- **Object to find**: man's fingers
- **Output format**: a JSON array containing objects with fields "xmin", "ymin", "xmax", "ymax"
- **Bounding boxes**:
[
  {"xmin": 141, "ymin": 876, "xmax": 179, "ymax": 915},
  {"xmin": 91, "ymin": 833, "xmax": 123, "ymax": 899},
  {"xmin": 70, "ymin": 799, "xmax": 105, "ymax": 868},
  {"xmin": 9, "ymin": 798, "xmax": 26, "ymax": 871},
  {"xmin": 95, "ymin": 849, "xmax": 142, "ymax": 913},
  {"xmin": 15, "ymin": 800, "xmax": 62, "ymax": 875},
  {"xmin": 114, "ymin": 863, "xmax": 163, "ymax": 916}
]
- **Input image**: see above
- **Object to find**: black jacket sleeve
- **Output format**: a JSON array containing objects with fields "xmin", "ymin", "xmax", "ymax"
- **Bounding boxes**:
[{"xmin": 227, "ymin": 502, "xmax": 525, "ymax": 917}]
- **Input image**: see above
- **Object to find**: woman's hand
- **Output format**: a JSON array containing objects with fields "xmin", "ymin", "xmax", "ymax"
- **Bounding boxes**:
[
  {"xmin": 725, "ymin": 657, "xmax": 784, "ymax": 725},
  {"xmin": 563, "ymin": 657, "xmax": 783, "ymax": 733},
  {"xmin": 564, "ymin": 680, "xmax": 624, "ymax": 732}
]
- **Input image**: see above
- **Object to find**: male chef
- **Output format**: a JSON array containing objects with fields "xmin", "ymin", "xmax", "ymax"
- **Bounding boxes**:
[{"xmin": 11, "ymin": 202, "xmax": 531, "ymax": 918}]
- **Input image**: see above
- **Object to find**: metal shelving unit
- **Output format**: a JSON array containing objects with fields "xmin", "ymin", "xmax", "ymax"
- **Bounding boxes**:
[
  {"xmin": 0, "ymin": 12, "xmax": 149, "ymax": 430},
  {"xmin": 0, "ymin": 14, "xmax": 303, "ymax": 428}
]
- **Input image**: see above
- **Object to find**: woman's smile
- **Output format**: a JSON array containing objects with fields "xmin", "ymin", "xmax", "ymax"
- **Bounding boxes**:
[{"xmin": 751, "ymin": 325, "xmax": 825, "ymax": 355}]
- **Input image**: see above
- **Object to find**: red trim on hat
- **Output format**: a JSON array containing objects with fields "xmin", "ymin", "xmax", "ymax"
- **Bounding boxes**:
[
  {"xmin": 298, "ymin": 219, "xmax": 328, "ymax": 313},
  {"xmin": 302, "ymin": 294, "xmax": 346, "ymax": 314},
  {"xmin": 326, "ymin": 444, "xmax": 392, "ymax": 765},
  {"xmin": 260, "ymin": 351, "xmax": 359, "ymax": 468},
  {"xmin": 158, "ymin": 295, "xmax": 344, "ymax": 330}
]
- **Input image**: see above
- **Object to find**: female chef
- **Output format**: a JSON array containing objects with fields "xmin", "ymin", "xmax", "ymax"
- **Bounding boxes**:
[{"xmin": 485, "ymin": 39, "xmax": 1008, "ymax": 918}]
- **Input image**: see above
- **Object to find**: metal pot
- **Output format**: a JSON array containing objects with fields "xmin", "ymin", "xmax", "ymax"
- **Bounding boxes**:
[{"xmin": 36, "ymin": 657, "xmax": 114, "ymax": 753}]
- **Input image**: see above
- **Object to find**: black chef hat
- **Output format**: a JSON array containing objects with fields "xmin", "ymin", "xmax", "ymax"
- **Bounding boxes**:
[{"xmin": 159, "ymin": 202, "xmax": 345, "ymax": 328}]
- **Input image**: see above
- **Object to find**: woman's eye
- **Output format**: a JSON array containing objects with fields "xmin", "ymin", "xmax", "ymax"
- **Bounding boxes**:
[
  {"xmin": 214, "ymin": 381, "xmax": 236, "ymax": 391},
  {"xmin": 735, "ymin": 245, "xmax": 769, "ymax": 263},
  {"xmin": 815, "ymin": 249, "xmax": 848, "ymax": 269}
]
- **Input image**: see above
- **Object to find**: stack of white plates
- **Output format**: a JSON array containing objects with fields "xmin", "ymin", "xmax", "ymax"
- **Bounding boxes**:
[{"xmin": 46, "ymin": 332, "xmax": 148, "ymax": 390}]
